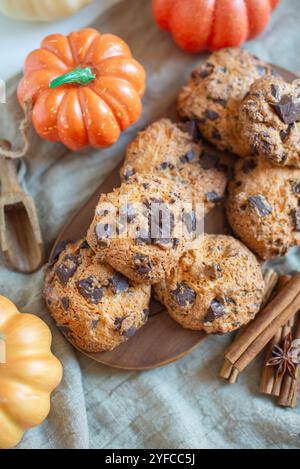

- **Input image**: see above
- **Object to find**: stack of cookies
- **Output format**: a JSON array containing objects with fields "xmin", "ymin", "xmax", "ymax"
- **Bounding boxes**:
[{"xmin": 44, "ymin": 47, "xmax": 300, "ymax": 353}]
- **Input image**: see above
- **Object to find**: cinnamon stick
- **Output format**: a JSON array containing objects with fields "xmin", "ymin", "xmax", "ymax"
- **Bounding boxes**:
[
  {"xmin": 260, "ymin": 275, "xmax": 292, "ymax": 396},
  {"xmin": 225, "ymin": 272, "xmax": 300, "ymax": 371},
  {"xmin": 222, "ymin": 273, "xmax": 300, "ymax": 379}
]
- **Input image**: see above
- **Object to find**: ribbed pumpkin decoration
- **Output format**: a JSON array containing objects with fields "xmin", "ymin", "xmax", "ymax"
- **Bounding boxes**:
[
  {"xmin": 153, "ymin": 0, "xmax": 280, "ymax": 52},
  {"xmin": 18, "ymin": 28, "xmax": 146, "ymax": 151},
  {"xmin": 0, "ymin": 296, "xmax": 63, "ymax": 449}
]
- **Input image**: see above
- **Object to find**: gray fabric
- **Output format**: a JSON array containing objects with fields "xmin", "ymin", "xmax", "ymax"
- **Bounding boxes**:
[{"xmin": 0, "ymin": 0, "xmax": 300, "ymax": 449}]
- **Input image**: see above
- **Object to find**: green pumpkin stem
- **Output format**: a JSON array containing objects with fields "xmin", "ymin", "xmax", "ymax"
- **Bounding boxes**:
[{"xmin": 49, "ymin": 66, "xmax": 96, "ymax": 88}]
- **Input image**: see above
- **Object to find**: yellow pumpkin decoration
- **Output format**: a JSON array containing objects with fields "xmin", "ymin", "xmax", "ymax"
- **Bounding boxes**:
[
  {"xmin": 0, "ymin": 295, "xmax": 63, "ymax": 449},
  {"xmin": 0, "ymin": 0, "xmax": 92, "ymax": 22}
]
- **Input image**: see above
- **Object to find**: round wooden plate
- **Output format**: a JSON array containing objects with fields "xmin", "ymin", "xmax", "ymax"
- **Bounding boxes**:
[{"xmin": 49, "ymin": 64, "xmax": 297, "ymax": 370}]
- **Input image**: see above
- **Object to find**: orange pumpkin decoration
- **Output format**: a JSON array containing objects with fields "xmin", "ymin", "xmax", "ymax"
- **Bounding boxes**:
[
  {"xmin": 153, "ymin": 0, "xmax": 280, "ymax": 53},
  {"xmin": 18, "ymin": 28, "xmax": 146, "ymax": 151}
]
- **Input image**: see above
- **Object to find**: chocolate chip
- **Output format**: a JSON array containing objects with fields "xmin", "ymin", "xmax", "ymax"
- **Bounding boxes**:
[
  {"xmin": 137, "ymin": 265, "xmax": 152, "ymax": 275},
  {"xmin": 291, "ymin": 208, "xmax": 300, "ymax": 231},
  {"xmin": 271, "ymin": 95, "xmax": 300, "ymax": 124},
  {"xmin": 77, "ymin": 276, "xmax": 104, "ymax": 304},
  {"xmin": 242, "ymin": 159, "xmax": 257, "ymax": 174},
  {"xmin": 212, "ymin": 97, "xmax": 227, "ymax": 107},
  {"xmin": 61, "ymin": 297, "xmax": 69, "ymax": 311},
  {"xmin": 49, "ymin": 240, "xmax": 71, "ymax": 267},
  {"xmin": 198, "ymin": 69, "xmax": 212, "ymax": 79},
  {"xmin": 204, "ymin": 298, "xmax": 225, "ymax": 323},
  {"xmin": 160, "ymin": 162, "xmax": 168, "ymax": 170},
  {"xmin": 206, "ymin": 191, "xmax": 223, "ymax": 203},
  {"xmin": 123, "ymin": 167, "xmax": 135, "ymax": 180},
  {"xmin": 199, "ymin": 151, "xmax": 219, "ymax": 169},
  {"xmin": 205, "ymin": 109, "xmax": 219, "ymax": 121},
  {"xmin": 179, "ymin": 149, "xmax": 194, "ymax": 163},
  {"xmin": 248, "ymin": 195, "xmax": 272, "ymax": 217},
  {"xmin": 291, "ymin": 181, "xmax": 300, "ymax": 194},
  {"xmin": 183, "ymin": 120, "xmax": 201, "ymax": 142},
  {"xmin": 212, "ymin": 128, "xmax": 222, "ymax": 141},
  {"xmin": 194, "ymin": 63, "xmax": 214, "ymax": 79},
  {"xmin": 270, "ymin": 84, "xmax": 280, "ymax": 100},
  {"xmin": 171, "ymin": 282, "xmax": 196, "ymax": 307},
  {"xmin": 110, "ymin": 273, "xmax": 129, "ymax": 294},
  {"xmin": 142, "ymin": 182, "xmax": 150, "ymax": 189},
  {"xmin": 133, "ymin": 253, "xmax": 152, "ymax": 275},
  {"xmin": 56, "ymin": 254, "xmax": 80, "ymax": 285},
  {"xmin": 122, "ymin": 326, "xmax": 137, "ymax": 338},
  {"xmin": 95, "ymin": 223, "xmax": 112, "ymax": 246},
  {"xmin": 205, "ymin": 264, "xmax": 222, "ymax": 280},
  {"xmin": 114, "ymin": 316, "xmax": 126, "ymax": 331},
  {"xmin": 80, "ymin": 240, "xmax": 90, "ymax": 250},
  {"xmin": 91, "ymin": 319, "xmax": 99, "ymax": 330},
  {"xmin": 280, "ymin": 123, "xmax": 293, "ymax": 142}
]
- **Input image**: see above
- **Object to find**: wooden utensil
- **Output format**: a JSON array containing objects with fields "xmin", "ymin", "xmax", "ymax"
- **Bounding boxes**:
[
  {"xmin": 48, "ymin": 63, "xmax": 295, "ymax": 370},
  {"xmin": 0, "ymin": 140, "xmax": 44, "ymax": 273}
]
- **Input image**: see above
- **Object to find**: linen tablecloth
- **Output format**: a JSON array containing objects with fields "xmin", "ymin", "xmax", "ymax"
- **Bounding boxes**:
[{"xmin": 1, "ymin": 0, "xmax": 300, "ymax": 449}]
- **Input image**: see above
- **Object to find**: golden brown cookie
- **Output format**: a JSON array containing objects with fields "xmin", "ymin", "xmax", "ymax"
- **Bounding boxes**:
[
  {"xmin": 154, "ymin": 234, "xmax": 264, "ymax": 334},
  {"xmin": 177, "ymin": 48, "xmax": 274, "ymax": 157},
  {"xmin": 226, "ymin": 158, "xmax": 300, "ymax": 260},
  {"xmin": 120, "ymin": 118, "xmax": 229, "ymax": 214},
  {"xmin": 87, "ymin": 174, "xmax": 200, "ymax": 284},
  {"xmin": 44, "ymin": 239, "xmax": 151, "ymax": 352},
  {"xmin": 240, "ymin": 75, "xmax": 300, "ymax": 167}
]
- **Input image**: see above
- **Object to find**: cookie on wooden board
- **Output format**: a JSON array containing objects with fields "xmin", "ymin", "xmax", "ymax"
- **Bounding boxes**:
[
  {"xmin": 177, "ymin": 48, "xmax": 274, "ymax": 157},
  {"xmin": 44, "ymin": 239, "xmax": 151, "ymax": 352},
  {"xmin": 154, "ymin": 234, "xmax": 264, "ymax": 334},
  {"xmin": 87, "ymin": 174, "xmax": 201, "ymax": 284},
  {"xmin": 121, "ymin": 118, "xmax": 229, "ymax": 214},
  {"xmin": 226, "ymin": 158, "xmax": 300, "ymax": 260}
]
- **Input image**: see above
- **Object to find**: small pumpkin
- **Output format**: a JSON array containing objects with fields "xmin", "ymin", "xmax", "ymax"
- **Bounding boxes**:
[
  {"xmin": 153, "ymin": 0, "xmax": 280, "ymax": 52},
  {"xmin": 0, "ymin": 0, "xmax": 92, "ymax": 22},
  {"xmin": 0, "ymin": 296, "xmax": 63, "ymax": 449},
  {"xmin": 18, "ymin": 28, "xmax": 146, "ymax": 151}
]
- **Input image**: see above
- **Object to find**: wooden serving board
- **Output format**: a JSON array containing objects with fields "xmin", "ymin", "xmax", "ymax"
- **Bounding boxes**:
[{"xmin": 49, "ymin": 64, "xmax": 296, "ymax": 370}]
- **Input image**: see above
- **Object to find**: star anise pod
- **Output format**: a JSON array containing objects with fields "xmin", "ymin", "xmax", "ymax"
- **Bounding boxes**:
[{"xmin": 266, "ymin": 333, "xmax": 297, "ymax": 379}]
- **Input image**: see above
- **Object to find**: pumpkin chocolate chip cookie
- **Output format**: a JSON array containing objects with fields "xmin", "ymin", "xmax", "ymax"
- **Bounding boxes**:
[
  {"xmin": 44, "ymin": 239, "xmax": 151, "ymax": 352},
  {"xmin": 120, "ymin": 118, "xmax": 228, "ymax": 214},
  {"xmin": 154, "ymin": 234, "xmax": 264, "ymax": 334},
  {"xmin": 239, "ymin": 75, "xmax": 300, "ymax": 167},
  {"xmin": 177, "ymin": 48, "xmax": 274, "ymax": 157},
  {"xmin": 87, "ymin": 174, "xmax": 200, "ymax": 284},
  {"xmin": 226, "ymin": 158, "xmax": 300, "ymax": 260}
]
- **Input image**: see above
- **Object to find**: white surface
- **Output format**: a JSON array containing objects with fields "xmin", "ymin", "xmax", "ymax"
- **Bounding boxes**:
[{"xmin": 0, "ymin": 0, "xmax": 119, "ymax": 80}]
